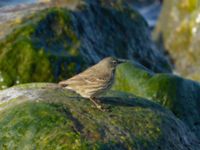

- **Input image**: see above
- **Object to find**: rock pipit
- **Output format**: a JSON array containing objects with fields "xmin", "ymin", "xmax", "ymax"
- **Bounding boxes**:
[{"xmin": 59, "ymin": 57, "xmax": 126, "ymax": 110}]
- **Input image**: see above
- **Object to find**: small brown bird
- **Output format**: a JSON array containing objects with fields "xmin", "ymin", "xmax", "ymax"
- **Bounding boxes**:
[{"xmin": 59, "ymin": 57, "xmax": 126, "ymax": 110}]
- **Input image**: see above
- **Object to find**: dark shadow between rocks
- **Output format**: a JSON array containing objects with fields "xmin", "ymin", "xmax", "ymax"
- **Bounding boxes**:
[{"xmin": 153, "ymin": 33, "xmax": 174, "ymax": 69}]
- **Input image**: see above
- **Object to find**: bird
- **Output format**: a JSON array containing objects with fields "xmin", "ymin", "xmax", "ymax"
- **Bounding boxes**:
[{"xmin": 59, "ymin": 57, "xmax": 126, "ymax": 110}]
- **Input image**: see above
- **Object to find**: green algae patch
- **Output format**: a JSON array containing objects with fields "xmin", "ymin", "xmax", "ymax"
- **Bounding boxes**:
[
  {"xmin": 0, "ymin": 83, "xmax": 198, "ymax": 149},
  {"xmin": 114, "ymin": 62, "xmax": 153, "ymax": 96},
  {"xmin": 0, "ymin": 101, "xmax": 89, "ymax": 149},
  {"xmin": 113, "ymin": 61, "xmax": 200, "ymax": 138},
  {"xmin": 142, "ymin": 74, "xmax": 178, "ymax": 108},
  {"xmin": 0, "ymin": 8, "xmax": 86, "ymax": 90},
  {"xmin": 0, "ymin": 0, "xmax": 172, "ymax": 90}
]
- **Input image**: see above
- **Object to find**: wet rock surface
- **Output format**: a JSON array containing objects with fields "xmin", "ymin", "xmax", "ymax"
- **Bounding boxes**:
[
  {"xmin": 0, "ymin": 1, "xmax": 199, "ymax": 150},
  {"xmin": 114, "ymin": 62, "xmax": 200, "ymax": 138},
  {"xmin": 0, "ymin": 0, "xmax": 171, "ymax": 89},
  {"xmin": 0, "ymin": 82, "xmax": 199, "ymax": 150}
]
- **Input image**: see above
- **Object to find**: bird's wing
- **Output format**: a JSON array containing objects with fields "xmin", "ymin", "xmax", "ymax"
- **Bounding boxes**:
[{"xmin": 59, "ymin": 68, "xmax": 109, "ymax": 88}]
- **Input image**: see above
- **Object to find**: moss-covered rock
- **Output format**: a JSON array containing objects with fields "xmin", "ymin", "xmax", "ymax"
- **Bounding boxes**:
[
  {"xmin": 113, "ymin": 62, "xmax": 200, "ymax": 138},
  {"xmin": 0, "ymin": 0, "xmax": 171, "ymax": 89},
  {"xmin": 0, "ymin": 8, "xmax": 86, "ymax": 90},
  {"xmin": 153, "ymin": 0, "xmax": 200, "ymax": 81},
  {"xmin": 0, "ymin": 83, "xmax": 199, "ymax": 149}
]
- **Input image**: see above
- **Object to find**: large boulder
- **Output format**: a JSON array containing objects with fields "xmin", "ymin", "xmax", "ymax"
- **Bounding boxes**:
[
  {"xmin": 113, "ymin": 61, "xmax": 200, "ymax": 138},
  {"xmin": 0, "ymin": 0, "xmax": 171, "ymax": 89},
  {"xmin": 0, "ymin": 83, "xmax": 199, "ymax": 149},
  {"xmin": 153, "ymin": 0, "xmax": 200, "ymax": 81}
]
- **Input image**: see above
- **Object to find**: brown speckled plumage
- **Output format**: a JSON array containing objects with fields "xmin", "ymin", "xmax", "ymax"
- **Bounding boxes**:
[{"xmin": 59, "ymin": 57, "xmax": 125, "ymax": 110}]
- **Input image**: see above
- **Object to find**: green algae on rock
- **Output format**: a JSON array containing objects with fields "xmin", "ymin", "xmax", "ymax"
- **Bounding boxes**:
[
  {"xmin": 0, "ymin": 83, "xmax": 199, "ymax": 149},
  {"xmin": 153, "ymin": 0, "xmax": 200, "ymax": 81},
  {"xmin": 0, "ymin": 8, "xmax": 87, "ymax": 90},
  {"xmin": 0, "ymin": 0, "xmax": 171, "ymax": 90},
  {"xmin": 113, "ymin": 61, "xmax": 200, "ymax": 138}
]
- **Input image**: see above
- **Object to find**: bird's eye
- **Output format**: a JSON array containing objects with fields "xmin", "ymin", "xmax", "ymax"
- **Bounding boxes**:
[{"xmin": 112, "ymin": 61, "xmax": 118, "ymax": 65}]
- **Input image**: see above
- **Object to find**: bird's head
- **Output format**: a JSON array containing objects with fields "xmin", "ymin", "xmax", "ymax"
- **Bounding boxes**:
[{"xmin": 99, "ymin": 57, "xmax": 127, "ymax": 70}]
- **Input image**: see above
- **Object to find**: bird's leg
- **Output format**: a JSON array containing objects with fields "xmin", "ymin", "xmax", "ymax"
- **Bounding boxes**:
[{"xmin": 89, "ymin": 97, "xmax": 104, "ymax": 111}]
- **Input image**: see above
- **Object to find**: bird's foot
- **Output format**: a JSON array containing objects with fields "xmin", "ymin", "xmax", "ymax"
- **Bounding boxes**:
[
  {"xmin": 89, "ymin": 97, "xmax": 107, "ymax": 112},
  {"xmin": 95, "ymin": 105, "xmax": 106, "ymax": 112}
]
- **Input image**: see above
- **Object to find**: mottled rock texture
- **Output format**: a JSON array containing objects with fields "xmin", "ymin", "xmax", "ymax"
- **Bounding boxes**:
[
  {"xmin": 114, "ymin": 62, "xmax": 200, "ymax": 138},
  {"xmin": 0, "ymin": 83, "xmax": 199, "ymax": 150},
  {"xmin": 0, "ymin": 0, "xmax": 171, "ymax": 89},
  {"xmin": 154, "ymin": 0, "xmax": 200, "ymax": 81},
  {"xmin": 0, "ymin": 63, "xmax": 199, "ymax": 150}
]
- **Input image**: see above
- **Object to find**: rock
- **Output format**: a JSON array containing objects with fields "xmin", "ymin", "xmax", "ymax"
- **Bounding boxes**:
[
  {"xmin": 113, "ymin": 61, "xmax": 200, "ymax": 138},
  {"xmin": 0, "ymin": 0, "xmax": 171, "ymax": 89},
  {"xmin": 153, "ymin": 0, "xmax": 200, "ymax": 81},
  {"xmin": 87, "ymin": 0, "xmax": 162, "ymax": 28},
  {"xmin": 92, "ymin": 0, "xmax": 158, "ymax": 7},
  {"xmin": 0, "ymin": 83, "xmax": 199, "ymax": 149}
]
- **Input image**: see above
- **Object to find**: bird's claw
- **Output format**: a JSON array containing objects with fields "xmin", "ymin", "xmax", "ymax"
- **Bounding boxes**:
[
  {"xmin": 91, "ymin": 104, "xmax": 110, "ymax": 112},
  {"xmin": 89, "ymin": 97, "xmax": 110, "ymax": 112}
]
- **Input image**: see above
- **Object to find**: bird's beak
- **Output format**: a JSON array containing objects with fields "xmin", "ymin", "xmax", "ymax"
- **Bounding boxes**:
[{"xmin": 117, "ymin": 58, "xmax": 128, "ymax": 64}]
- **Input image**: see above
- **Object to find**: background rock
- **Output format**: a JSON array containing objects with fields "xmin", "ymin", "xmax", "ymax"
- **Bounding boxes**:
[
  {"xmin": 0, "ymin": 0, "xmax": 171, "ymax": 89},
  {"xmin": 153, "ymin": 0, "xmax": 200, "ymax": 81}
]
